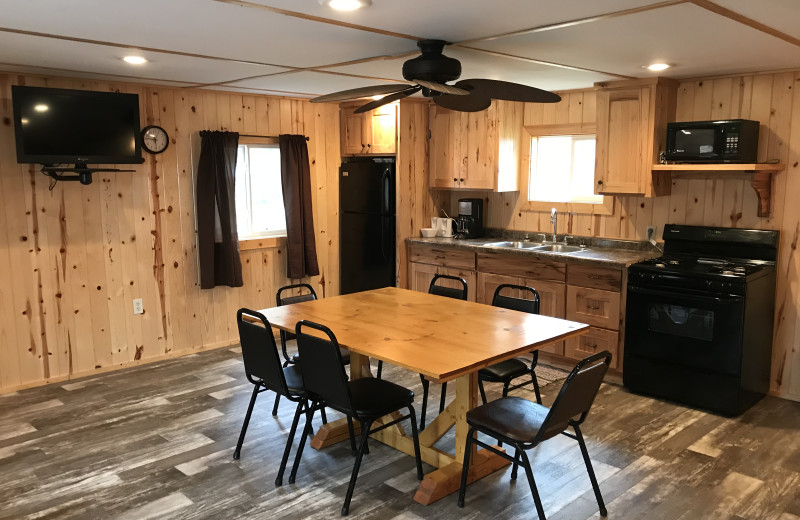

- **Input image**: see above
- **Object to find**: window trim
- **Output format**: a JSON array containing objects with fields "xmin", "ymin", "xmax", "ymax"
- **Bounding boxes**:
[
  {"xmin": 235, "ymin": 137, "xmax": 287, "ymax": 247},
  {"xmin": 521, "ymin": 123, "xmax": 615, "ymax": 216}
]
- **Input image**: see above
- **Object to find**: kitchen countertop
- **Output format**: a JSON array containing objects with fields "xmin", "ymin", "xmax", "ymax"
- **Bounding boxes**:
[{"xmin": 407, "ymin": 235, "xmax": 661, "ymax": 268}]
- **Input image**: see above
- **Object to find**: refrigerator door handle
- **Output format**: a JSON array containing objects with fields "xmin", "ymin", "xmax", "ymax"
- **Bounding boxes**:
[{"xmin": 381, "ymin": 168, "xmax": 391, "ymax": 215}]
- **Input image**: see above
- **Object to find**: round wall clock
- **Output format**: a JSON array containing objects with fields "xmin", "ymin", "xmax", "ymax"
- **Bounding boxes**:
[{"xmin": 141, "ymin": 125, "xmax": 169, "ymax": 154}]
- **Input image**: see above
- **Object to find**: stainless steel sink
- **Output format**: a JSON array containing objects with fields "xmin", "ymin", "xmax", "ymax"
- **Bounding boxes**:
[
  {"xmin": 530, "ymin": 244, "xmax": 586, "ymax": 253},
  {"xmin": 481, "ymin": 241, "xmax": 542, "ymax": 249}
]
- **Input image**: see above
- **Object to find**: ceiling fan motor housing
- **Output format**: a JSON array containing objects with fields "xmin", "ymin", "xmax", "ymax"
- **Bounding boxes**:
[{"xmin": 402, "ymin": 39, "xmax": 461, "ymax": 87}]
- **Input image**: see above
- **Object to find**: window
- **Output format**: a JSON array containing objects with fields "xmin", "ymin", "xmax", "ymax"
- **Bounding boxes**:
[
  {"xmin": 234, "ymin": 142, "xmax": 286, "ymax": 238},
  {"xmin": 528, "ymin": 135, "xmax": 602, "ymax": 204}
]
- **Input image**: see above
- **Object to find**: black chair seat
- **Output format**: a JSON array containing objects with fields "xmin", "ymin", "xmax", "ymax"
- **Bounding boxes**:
[
  {"xmin": 349, "ymin": 378, "xmax": 414, "ymax": 417},
  {"xmin": 466, "ymin": 396, "xmax": 549, "ymax": 443},
  {"xmin": 479, "ymin": 358, "xmax": 529, "ymax": 382},
  {"xmin": 283, "ymin": 364, "xmax": 304, "ymax": 394}
]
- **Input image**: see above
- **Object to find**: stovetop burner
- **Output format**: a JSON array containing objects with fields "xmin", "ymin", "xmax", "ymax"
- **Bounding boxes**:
[{"xmin": 634, "ymin": 255, "xmax": 769, "ymax": 278}]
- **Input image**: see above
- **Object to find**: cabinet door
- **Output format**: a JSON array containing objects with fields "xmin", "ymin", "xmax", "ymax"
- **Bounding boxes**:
[
  {"xmin": 476, "ymin": 272, "xmax": 523, "ymax": 305},
  {"xmin": 442, "ymin": 266, "xmax": 477, "ymax": 302},
  {"xmin": 565, "ymin": 327, "xmax": 619, "ymax": 369},
  {"xmin": 408, "ymin": 262, "xmax": 438, "ymax": 293},
  {"xmin": 463, "ymin": 108, "xmax": 496, "ymax": 190},
  {"xmin": 429, "ymin": 105, "xmax": 460, "ymax": 188},
  {"xmin": 595, "ymin": 87, "xmax": 648, "ymax": 195},
  {"xmin": 523, "ymin": 278, "xmax": 566, "ymax": 355},
  {"xmin": 369, "ymin": 104, "xmax": 397, "ymax": 154},
  {"xmin": 341, "ymin": 111, "xmax": 365, "ymax": 155}
]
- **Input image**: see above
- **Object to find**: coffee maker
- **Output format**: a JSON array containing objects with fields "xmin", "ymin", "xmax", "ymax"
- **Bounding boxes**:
[{"xmin": 456, "ymin": 198, "xmax": 484, "ymax": 238}]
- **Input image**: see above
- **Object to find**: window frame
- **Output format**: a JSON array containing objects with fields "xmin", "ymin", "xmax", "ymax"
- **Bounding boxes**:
[
  {"xmin": 235, "ymin": 136, "xmax": 287, "ymax": 247},
  {"xmin": 521, "ymin": 123, "xmax": 614, "ymax": 216}
]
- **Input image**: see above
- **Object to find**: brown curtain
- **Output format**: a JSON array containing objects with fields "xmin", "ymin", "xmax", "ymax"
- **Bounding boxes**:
[
  {"xmin": 279, "ymin": 134, "xmax": 319, "ymax": 279},
  {"xmin": 196, "ymin": 130, "xmax": 243, "ymax": 289}
]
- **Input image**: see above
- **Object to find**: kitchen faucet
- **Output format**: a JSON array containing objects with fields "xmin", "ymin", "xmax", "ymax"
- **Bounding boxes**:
[{"xmin": 550, "ymin": 208, "xmax": 557, "ymax": 243}]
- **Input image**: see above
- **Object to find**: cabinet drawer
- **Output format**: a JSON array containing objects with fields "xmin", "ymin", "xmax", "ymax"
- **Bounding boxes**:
[
  {"xmin": 409, "ymin": 245, "xmax": 475, "ymax": 270},
  {"xmin": 567, "ymin": 264, "xmax": 622, "ymax": 291},
  {"xmin": 477, "ymin": 253, "xmax": 566, "ymax": 282},
  {"xmin": 566, "ymin": 285, "xmax": 621, "ymax": 330},
  {"xmin": 565, "ymin": 327, "xmax": 619, "ymax": 369}
]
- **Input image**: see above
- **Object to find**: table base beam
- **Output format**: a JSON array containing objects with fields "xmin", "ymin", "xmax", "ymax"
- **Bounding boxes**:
[{"xmin": 413, "ymin": 448, "xmax": 510, "ymax": 505}]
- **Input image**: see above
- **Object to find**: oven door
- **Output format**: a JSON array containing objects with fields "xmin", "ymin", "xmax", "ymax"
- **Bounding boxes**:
[{"xmin": 625, "ymin": 284, "xmax": 745, "ymax": 375}]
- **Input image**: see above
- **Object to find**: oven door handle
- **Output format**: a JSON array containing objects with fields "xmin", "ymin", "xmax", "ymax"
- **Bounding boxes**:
[{"xmin": 627, "ymin": 284, "xmax": 744, "ymax": 303}]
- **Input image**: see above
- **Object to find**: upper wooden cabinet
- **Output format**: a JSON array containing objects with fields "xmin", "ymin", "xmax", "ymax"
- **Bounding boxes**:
[
  {"xmin": 428, "ymin": 100, "xmax": 523, "ymax": 191},
  {"xmin": 340, "ymin": 102, "xmax": 397, "ymax": 155},
  {"xmin": 594, "ymin": 78, "xmax": 677, "ymax": 196}
]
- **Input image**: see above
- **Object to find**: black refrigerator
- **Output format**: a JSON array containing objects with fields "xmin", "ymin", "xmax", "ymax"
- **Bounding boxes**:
[{"xmin": 340, "ymin": 157, "xmax": 396, "ymax": 295}]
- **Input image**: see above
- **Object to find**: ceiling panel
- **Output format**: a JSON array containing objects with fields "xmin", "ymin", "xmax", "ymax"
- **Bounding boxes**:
[
  {"xmin": 255, "ymin": 0, "xmax": 671, "ymax": 42},
  {"xmin": 715, "ymin": 0, "xmax": 800, "ymax": 40},
  {"xmin": 469, "ymin": 3, "xmax": 800, "ymax": 78},
  {"xmin": 0, "ymin": 32, "xmax": 287, "ymax": 85},
  {"xmin": 326, "ymin": 47, "xmax": 619, "ymax": 92},
  {"xmin": 224, "ymin": 71, "xmax": 404, "ymax": 96},
  {"xmin": 0, "ymin": 0, "xmax": 415, "ymax": 68}
]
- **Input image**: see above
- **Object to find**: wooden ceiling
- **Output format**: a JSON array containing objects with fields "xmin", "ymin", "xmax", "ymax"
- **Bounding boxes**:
[{"xmin": 1, "ymin": 0, "xmax": 799, "ymax": 96}]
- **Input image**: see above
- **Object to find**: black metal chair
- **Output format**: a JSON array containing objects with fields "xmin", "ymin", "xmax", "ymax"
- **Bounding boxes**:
[
  {"xmin": 457, "ymin": 351, "xmax": 613, "ymax": 520},
  {"xmin": 478, "ymin": 284, "xmax": 542, "ymax": 406},
  {"xmin": 288, "ymin": 320, "xmax": 424, "ymax": 516},
  {"xmin": 233, "ymin": 308, "xmax": 324, "ymax": 487},
  {"xmin": 416, "ymin": 274, "xmax": 468, "ymax": 430},
  {"xmin": 272, "ymin": 283, "xmax": 349, "ymax": 417}
]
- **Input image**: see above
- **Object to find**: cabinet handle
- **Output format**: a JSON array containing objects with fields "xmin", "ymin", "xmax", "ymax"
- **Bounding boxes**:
[
  {"xmin": 459, "ymin": 178, "xmax": 464, "ymax": 182},
  {"xmin": 367, "ymin": 144, "xmax": 371, "ymax": 148},
  {"xmin": 597, "ymin": 180, "xmax": 603, "ymax": 185},
  {"xmin": 453, "ymin": 177, "xmax": 458, "ymax": 182},
  {"xmin": 585, "ymin": 344, "xmax": 598, "ymax": 349},
  {"xmin": 587, "ymin": 305, "xmax": 601, "ymax": 310},
  {"xmin": 588, "ymin": 275, "xmax": 602, "ymax": 280}
]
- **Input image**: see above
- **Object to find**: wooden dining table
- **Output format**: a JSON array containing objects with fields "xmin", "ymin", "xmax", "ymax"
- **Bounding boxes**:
[{"xmin": 255, "ymin": 286, "xmax": 589, "ymax": 505}]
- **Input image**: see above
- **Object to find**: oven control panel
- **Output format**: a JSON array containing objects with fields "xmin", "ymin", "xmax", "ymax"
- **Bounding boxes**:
[{"xmin": 628, "ymin": 270, "xmax": 744, "ymax": 295}]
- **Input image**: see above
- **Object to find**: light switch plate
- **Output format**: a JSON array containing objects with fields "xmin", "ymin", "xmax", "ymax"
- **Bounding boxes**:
[{"xmin": 133, "ymin": 299, "xmax": 144, "ymax": 315}]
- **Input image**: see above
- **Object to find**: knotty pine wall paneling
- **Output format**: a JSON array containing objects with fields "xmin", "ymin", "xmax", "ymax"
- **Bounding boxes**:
[
  {"xmin": 442, "ymin": 73, "xmax": 800, "ymax": 400},
  {"xmin": 0, "ymin": 72, "xmax": 341, "ymax": 393}
]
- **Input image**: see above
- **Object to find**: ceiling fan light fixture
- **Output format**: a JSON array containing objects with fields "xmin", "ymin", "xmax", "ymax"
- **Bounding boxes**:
[
  {"xmin": 319, "ymin": 0, "xmax": 371, "ymax": 11},
  {"xmin": 645, "ymin": 63, "xmax": 671, "ymax": 72}
]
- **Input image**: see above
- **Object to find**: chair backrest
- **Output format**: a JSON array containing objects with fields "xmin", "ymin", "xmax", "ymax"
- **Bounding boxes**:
[
  {"xmin": 492, "ymin": 284, "xmax": 540, "ymax": 314},
  {"xmin": 535, "ymin": 351, "xmax": 612, "ymax": 443},
  {"xmin": 236, "ymin": 308, "xmax": 289, "ymax": 394},
  {"xmin": 428, "ymin": 274, "xmax": 468, "ymax": 301},
  {"xmin": 295, "ymin": 320, "xmax": 352, "ymax": 413},
  {"xmin": 277, "ymin": 283, "xmax": 317, "ymax": 343}
]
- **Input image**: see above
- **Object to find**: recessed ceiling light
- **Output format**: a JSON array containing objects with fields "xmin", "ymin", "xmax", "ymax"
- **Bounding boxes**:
[
  {"xmin": 319, "ymin": 0, "xmax": 372, "ymax": 11},
  {"xmin": 123, "ymin": 56, "xmax": 148, "ymax": 65},
  {"xmin": 645, "ymin": 63, "xmax": 671, "ymax": 72}
]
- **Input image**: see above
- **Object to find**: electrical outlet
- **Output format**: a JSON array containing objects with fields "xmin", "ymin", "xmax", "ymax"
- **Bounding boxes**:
[
  {"xmin": 646, "ymin": 226, "xmax": 656, "ymax": 241},
  {"xmin": 133, "ymin": 298, "xmax": 144, "ymax": 315}
]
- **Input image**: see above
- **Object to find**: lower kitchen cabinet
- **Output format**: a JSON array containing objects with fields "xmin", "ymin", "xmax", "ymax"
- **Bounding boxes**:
[
  {"xmin": 408, "ymin": 261, "xmax": 477, "ymax": 302},
  {"xmin": 565, "ymin": 327, "xmax": 619, "ymax": 369}
]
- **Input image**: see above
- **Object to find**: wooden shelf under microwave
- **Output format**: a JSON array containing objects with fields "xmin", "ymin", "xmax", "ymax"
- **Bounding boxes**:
[{"xmin": 650, "ymin": 163, "xmax": 785, "ymax": 217}]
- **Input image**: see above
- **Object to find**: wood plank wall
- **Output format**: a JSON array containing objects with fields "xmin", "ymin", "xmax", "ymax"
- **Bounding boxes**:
[
  {"xmin": 0, "ymin": 72, "xmax": 341, "ymax": 393},
  {"xmin": 445, "ymin": 72, "xmax": 800, "ymax": 401}
]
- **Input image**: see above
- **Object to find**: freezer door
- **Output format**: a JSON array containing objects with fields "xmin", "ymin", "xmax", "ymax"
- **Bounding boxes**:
[
  {"xmin": 340, "ymin": 162, "xmax": 394, "ymax": 215},
  {"xmin": 340, "ymin": 212, "xmax": 396, "ymax": 294}
]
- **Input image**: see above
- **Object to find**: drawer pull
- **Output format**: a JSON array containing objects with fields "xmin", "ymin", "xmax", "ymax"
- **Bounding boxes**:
[
  {"xmin": 587, "ymin": 305, "xmax": 601, "ymax": 310},
  {"xmin": 585, "ymin": 344, "xmax": 598, "ymax": 349},
  {"xmin": 588, "ymin": 275, "xmax": 602, "ymax": 280}
]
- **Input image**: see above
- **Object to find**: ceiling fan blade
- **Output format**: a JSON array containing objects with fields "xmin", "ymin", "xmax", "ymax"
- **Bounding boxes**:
[
  {"xmin": 412, "ymin": 79, "xmax": 469, "ymax": 96},
  {"xmin": 456, "ymin": 79, "xmax": 561, "ymax": 103},
  {"xmin": 353, "ymin": 86, "xmax": 422, "ymax": 114},
  {"xmin": 434, "ymin": 92, "xmax": 492, "ymax": 112},
  {"xmin": 310, "ymin": 84, "xmax": 414, "ymax": 103}
]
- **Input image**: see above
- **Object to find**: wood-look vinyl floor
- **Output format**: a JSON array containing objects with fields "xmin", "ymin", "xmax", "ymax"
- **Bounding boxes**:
[{"xmin": 1, "ymin": 345, "xmax": 799, "ymax": 520}]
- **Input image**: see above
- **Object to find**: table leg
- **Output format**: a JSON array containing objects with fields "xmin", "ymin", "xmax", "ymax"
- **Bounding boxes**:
[{"xmin": 413, "ymin": 372, "xmax": 510, "ymax": 505}]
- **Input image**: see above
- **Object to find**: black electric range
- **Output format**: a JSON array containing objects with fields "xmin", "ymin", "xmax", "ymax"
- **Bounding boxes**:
[{"xmin": 624, "ymin": 224, "xmax": 779, "ymax": 415}]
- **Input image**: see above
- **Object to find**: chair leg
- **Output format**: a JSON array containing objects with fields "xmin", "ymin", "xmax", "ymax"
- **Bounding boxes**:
[
  {"xmin": 320, "ymin": 406, "xmax": 328, "ymax": 424},
  {"xmin": 233, "ymin": 384, "xmax": 260, "ymax": 460},
  {"xmin": 457, "ymin": 427, "xmax": 476, "ymax": 508},
  {"xmin": 342, "ymin": 419, "xmax": 373, "ymax": 516},
  {"xmin": 531, "ymin": 369, "xmax": 542, "ymax": 404},
  {"xmin": 272, "ymin": 393, "xmax": 281, "ymax": 416},
  {"xmin": 407, "ymin": 406, "xmax": 424, "ymax": 480},
  {"xmin": 288, "ymin": 400, "xmax": 317, "ymax": 485},
  {"xmin": 419, "ymin": 374, "xmax": 429, "ymax": 430},
  {"xmin": 439, "ymin": 382, "xmax": 448, "ymax": 413},
  {"xmin": 376, "ymin": 360, "xmax": 383, "ymax": 380},
  {"xmin": 510, "ymin": 447, "xmax": 521, "ymax": 480},
  {"xmin": 478, "ymin": 379, "xmax": 488, "ymax": 405},
  {"xmin": 502, "ymin": 381, "xmax": 511, "ymax": 397},
  {"xmin": 519, "ymin": 449, "xmax": 546, "ymax": 520},
  {"xmin": 275, "ymin": 400, "xmax": 305, "ymax": 486},
  {"xmin": 574, "ymin": 424, "xmax": 607, "ymax": 517},
  {"xmin": 346, "ymin": 416, "xmax": 357, "ymax": 456}
]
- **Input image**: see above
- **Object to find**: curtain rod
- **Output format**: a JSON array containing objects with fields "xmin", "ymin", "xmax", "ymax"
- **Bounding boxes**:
[{"xmin": 239, "ymin": 134, "xmax": 309, "ymax": 141}]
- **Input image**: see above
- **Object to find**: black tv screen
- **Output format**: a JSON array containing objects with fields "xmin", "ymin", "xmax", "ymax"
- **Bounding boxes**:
[{"xmin": 12, "ymin": 85, "xmax": 144, "ymax": 165}]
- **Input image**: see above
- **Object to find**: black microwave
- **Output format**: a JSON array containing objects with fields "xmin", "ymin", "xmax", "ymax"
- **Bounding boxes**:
[{"xmin": 665, "ymin": 119, "xmax": 759, "ymax": 163}]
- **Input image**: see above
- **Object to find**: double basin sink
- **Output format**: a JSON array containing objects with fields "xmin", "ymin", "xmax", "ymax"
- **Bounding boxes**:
[{"xmin": 480, "ymin": 240, "xmax": 588, "ymax": 254}]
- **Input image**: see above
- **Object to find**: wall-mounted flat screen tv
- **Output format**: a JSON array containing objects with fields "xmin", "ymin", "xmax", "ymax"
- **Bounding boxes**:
[{"xmin": 11, "ymin": 85, "xmax": 144, "ymax": 165}]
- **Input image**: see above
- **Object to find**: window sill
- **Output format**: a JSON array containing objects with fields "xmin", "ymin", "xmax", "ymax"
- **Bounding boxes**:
[
  {"xmin": 523, "ymin": 197, "xmax": 615, "ymax": 216},
  {"xmin": 239, "ymin": 235, "xmax": 286, "ymax": 251}
]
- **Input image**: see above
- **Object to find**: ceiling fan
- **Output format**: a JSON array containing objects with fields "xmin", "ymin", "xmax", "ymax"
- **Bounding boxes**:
[{"xmin": 310, "ymin": 39, "xmax": 561, "ymax": 113}]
